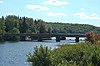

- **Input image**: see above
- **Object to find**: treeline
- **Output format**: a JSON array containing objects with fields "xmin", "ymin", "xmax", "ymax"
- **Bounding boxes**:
[
  {"xmin": 0, "ymin": 15, "xmax": 100, "ymax": 34},
  {"xmin": 0, "ymin": 15, "xmax": 100, "ymax": 41},
  {"xmin": 0, "ymin": 15, "xmax": 47, "ymax": 34},
  {"xmin": 0, "ymin": 15, "xmax": 47, "ymax": 41},
  {"xmin": 46, "ymin": 22, "xmax": 100, "ymax": 34}
]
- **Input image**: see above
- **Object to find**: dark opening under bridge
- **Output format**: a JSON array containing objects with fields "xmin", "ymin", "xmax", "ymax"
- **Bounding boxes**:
[{"xmin": 1, "ymin": 33, "xmax": 85, "ymax": 42}]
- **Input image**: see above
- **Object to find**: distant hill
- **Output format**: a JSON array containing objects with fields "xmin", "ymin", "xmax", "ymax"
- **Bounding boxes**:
[{"xmin": 45, "ymin": 22, "xmax": 100, "ymax": 34}]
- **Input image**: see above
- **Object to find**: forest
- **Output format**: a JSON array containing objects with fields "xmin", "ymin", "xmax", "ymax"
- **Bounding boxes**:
[{"xmin": 0, "ymin": 15, "xmax": 100, "ymax": 41}]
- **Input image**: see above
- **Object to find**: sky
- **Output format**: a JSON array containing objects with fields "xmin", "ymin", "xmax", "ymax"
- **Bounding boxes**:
[{"xmin": 0, "ymin": 0, "xmax": 100, "ymax": 27}]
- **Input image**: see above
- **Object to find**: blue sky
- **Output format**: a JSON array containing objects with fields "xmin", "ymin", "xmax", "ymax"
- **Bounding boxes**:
[{"xmin": 0, "ymin": 0, "xmax": 100, "ymax": 27}]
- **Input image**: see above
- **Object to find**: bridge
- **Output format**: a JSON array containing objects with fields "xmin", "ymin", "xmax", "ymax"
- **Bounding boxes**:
[{"xmin": 1, "ymin": 33, "xmax": 85, "ymax": 42}]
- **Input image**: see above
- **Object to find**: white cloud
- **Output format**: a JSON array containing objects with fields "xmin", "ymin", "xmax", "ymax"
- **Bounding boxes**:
[
  {"xmin": 25, "ymin": 4, "xmax": 49, "ymax": 10},
  {"xmin": 24, "ymin": 15, "xmax": 33, "ymax": 18},
  {"xmin": 43, "ymin": 0, "xmax": 69, "ymax": 6},
  {"xmin": 80, "ymin": 8, "xmax": 85, "ymax": 11},
  {"xmin": 48, "ymin": 12, "xmax": 66, "ymax": 16},
  {"xmin": 91, "ymin": 13, "xmax": 98, "ymax": 17},
  {"xmin": 0, "ymin": 1, "xmax": 3, "ymax": 4},
  {"xmin": 7, "ymin": 13, "xmax": 15, "ymax": 15},
  {"xmin": 74, "ymin": 12, "xmax": 100, "ymax": 20},
  {"xmin": 61, "ymin": 6, "xmax": 65, "ymax": 9}
]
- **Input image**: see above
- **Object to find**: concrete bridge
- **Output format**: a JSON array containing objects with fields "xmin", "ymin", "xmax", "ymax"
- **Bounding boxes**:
[{"xmin": 1, "ymin": 33, "xmax": 85, "ymax": 42}]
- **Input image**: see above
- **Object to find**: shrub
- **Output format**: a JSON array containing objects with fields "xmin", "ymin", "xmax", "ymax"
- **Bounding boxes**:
[
  {"xmin": 85, "ymin": 32, "xmax": 97, "ymax": 44},
  {"xmin": 27, "ymin": 42, "xmax": 100, "ymax": 66},
  {"xmin": 85, "ymin": 32, "xmax": 100, "ymax": 45},
  {"xmin": 52, "ymin": 42, "xmax": 100, "ymax": 66},
  {"xmin": 27, "ymin": 45, "xmax": 52, "ymax": 66}
]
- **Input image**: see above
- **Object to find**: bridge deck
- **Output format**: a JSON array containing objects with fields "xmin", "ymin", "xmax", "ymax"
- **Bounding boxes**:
[{"xmin": 1, "ymin": 33, "xmax": 85, "ymax": 37}]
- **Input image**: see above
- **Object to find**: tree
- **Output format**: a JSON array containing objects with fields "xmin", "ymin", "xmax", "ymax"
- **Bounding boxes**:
[
  {"xmin": 0, "ymin": 16, "xmax": 5, "ymax": 41},
  {"xmin": 26, "ymin": 17, "xmax": 35, "ymax": 33},
  {"xmin": 27, "ymin": 45, "xmax": 52, "ymax": 66},
  {"xmin": 38, "ymin": 20, "xmax": 46, "ymax": 33},
  {"xmin": 6, "ymin": 28, "xmax": 20, "ymax": 41},
  {"xmin": 34, "ymin": 19, "xmax": 46, "ymax": 33},
  {"xmin": 20, "ymin": 17, "xmax": 28, "ymax": 33},
  {"xmin": 85, "ymin": 32, "xmax": 97, "ymax": 44},
  {"xmin": 47, "ymin": 27, "xmax": 52, "ymax": 33},
  {"xmin": 0, "ymin": 16, "xmax": 5, "ymax": 34},
  {"xmin": 5, "ymin": 15, "xmax": 19, "ymax": 32}
]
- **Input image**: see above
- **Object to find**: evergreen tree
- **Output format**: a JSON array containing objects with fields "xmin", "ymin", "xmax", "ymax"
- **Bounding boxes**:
[
  {"xmin": 0, "ymin": 16, "xmax": 5, "ymax": 41},
  {"xmin": 20, "ymin": 17, "xmax": 29, "ymax": 33},
  {"xmin": 37, "ymin": 19, "xmax": 46, "ymax": 33}
]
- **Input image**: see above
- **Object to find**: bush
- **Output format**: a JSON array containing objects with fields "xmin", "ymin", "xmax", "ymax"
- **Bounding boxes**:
[
  {"xmin": 52, "ymin": 42, "xmax": 100, "ymax": 66},
  {"xmin": 27, "ymin": 45, "xmax": 52, "ymax": 66},
  {"xmin": 85, "ymin": 32, "xmax": 97, "ymax": 44},
  {"xmin": 27, "ymin": 42, "xmax": 100, "ymax": 66},
  {"xmin": 85, "ymin": 32, "xmax": 100, "ymax": 45}
]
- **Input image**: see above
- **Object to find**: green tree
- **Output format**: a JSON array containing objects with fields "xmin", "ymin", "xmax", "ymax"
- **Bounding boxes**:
[
  {"xmin": 19, "ymin": 17, "xmax": 28, "ymax": 33},
  {"xmin": 27, "ymin": 45, "xmax": 52, "ymax": 66},
  {"xmin": 6, "ymin": 28, "xmax": 20, "ymax": 41},
  {"xmin": 0, "ymin": 16, "xmax": 6, "ymax": 41},
  {"xmin": 47, "ymin": 27, "xmax": 52, "ymax": 33},
  {"xmin": 5, "ymin": 15, "xmax": 19, "ymax": 32},
  {"xmin": 34, "ymin": 19, "xmax": 46, "ymax": 33},
  {"xmin": 38, "ymin": 20, "xmax": 46, "ymax": 33},
  {"xmin": 25, "ymin": 17, "xmax": 35, "ymax": 33}
]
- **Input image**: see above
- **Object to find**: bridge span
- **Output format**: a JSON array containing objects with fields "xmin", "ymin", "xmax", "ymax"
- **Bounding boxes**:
[{"xmin": 1, "ymin": 33, "xmax": 85, "ymax": 42}]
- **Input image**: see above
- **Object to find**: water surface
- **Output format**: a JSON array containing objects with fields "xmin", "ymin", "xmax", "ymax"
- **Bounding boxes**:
[{"xmin": 0, "ymin": 38, "xmax": 84, "ymax": 66}]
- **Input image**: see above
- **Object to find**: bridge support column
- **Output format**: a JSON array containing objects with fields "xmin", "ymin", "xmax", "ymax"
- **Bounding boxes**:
[
  {"xmin": 30, "ymin": 36, "xmax": 35, "ymax": 40},
  {"xmin": 38, "ymin": 37, "xmax": 42, "ymax": 42},
  {"xmin": 56, "ymin": 36, "xmax": 60, "ymax": 42},
  {"xmin": 75, "ymin": 37, "xmax": 79, "ymax": 42},
  {"xmin": 60, "ymin": 36, "xmax": 66, "ymax": 40},
  {"xmin": 20, "ymin": 36, "xmax": 26, "ymax": 41}
]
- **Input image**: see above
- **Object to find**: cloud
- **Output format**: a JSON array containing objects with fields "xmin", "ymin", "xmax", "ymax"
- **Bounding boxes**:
[
  {"xmin": 48, "ymin": 12, "xmax": 66, "ymax": 16},
  {"xmin": 25, "ymin": 4, "xmax": 49, "ymax": 10},
  {"xmin": 43, "ymin": 0, "xmax": 69, "ymax": 6},
  {"xmin": 80, "ymin": 8, "xmax": 85, "ymax": 11},
  {"xmin": 24, "ymin": 15, "xmax": 33, "ymax": 18},
  {"xmin": 61, "ymin": 6, "xmax": 65, "ymax": 9},
  {"xmin": 74, "ymin": 12, "xmax": 100, "ymax": 20},
  {"xmin": 7, "ymin": 13, "xmax": 15, "ymax": 15},
  {"xmin": 0, "ymin": 1, "xmax": 3, "ymax": 4}
]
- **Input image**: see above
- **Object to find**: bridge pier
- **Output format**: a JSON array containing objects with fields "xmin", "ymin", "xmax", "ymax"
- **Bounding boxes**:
[
  {"xmin": 60, "ymin": 36, "xmax": 66, "ymax": 40},
  {"xmin": 30, "ymin": 36, "xmax": 38, "ymax": 40},
  {"xmin": 20, "ymin": 36, "xmax": 26, "ymax": 41},
  {"xmin": 38, "ymin": 37, "xmax": 43, "ymax": 42},
  {"xmin": 56, "ymin": 36, "xmax": 60, "ymax": 42},
  {"xmin": 75, "ymin": 37, "xmax": 79, "ymax": 42}
]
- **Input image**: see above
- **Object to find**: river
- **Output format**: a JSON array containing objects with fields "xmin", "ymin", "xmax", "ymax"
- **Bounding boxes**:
[{"xmin": 0, "ymin": 37, "xmax": 84, "ymax": 66}]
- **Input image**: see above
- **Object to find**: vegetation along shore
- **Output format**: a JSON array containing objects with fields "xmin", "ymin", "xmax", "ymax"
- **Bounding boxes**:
[{"xmin": 27, "ymin": 32, "xmax": 100, "ymax": 66}]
